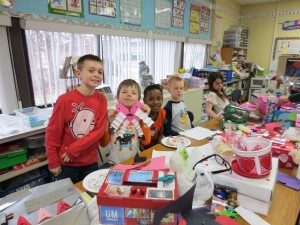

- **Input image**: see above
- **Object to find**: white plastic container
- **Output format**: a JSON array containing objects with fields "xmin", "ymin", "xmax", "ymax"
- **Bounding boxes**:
[
  {"xmin": 14, "ymin": 107, "xmax": 50, "ymax": 127},
  {"xmin": 0, "ymin": 114, "xmax": 23, "ymax": 135}
]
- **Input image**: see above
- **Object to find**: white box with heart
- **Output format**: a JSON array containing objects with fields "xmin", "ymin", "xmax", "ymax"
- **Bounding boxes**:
[{"xmin": 210, "ymin": 158, "xmax": 278, "ymax": 203}]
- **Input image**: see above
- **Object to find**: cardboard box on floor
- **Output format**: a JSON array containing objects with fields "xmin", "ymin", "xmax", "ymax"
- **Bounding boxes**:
[{"xmin": 1, "ymin": 178, "xmax": 90, "ymax": 225}]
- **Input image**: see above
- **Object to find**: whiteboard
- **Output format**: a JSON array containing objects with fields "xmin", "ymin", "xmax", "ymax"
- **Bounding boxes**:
[{"xmin": 270, "ymin": 37, "xmax": 300, "ymax": 72}]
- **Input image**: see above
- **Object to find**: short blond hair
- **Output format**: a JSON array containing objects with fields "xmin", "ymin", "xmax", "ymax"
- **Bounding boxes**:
[{"xmin": 168, "ymin": 76, "xmax": 183, "ymax": 86}]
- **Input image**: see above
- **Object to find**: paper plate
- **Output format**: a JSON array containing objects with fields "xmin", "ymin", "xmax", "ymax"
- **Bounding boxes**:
[
  {"xmin": 161, "ymin": 136, "xmax": 191, "ymax": 149},
  {"xmin": 82, "ymin": 169, "xmax": 110, "ymax": 193},
  {"xmin": 231, "ymin": 160, "xmax": 269, "ymax": 179}
]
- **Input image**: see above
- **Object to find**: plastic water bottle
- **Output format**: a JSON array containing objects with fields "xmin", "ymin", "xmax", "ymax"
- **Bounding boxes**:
[{"xmin": 265, "ymin": 95, "xmax": 276, "ymax": 124}]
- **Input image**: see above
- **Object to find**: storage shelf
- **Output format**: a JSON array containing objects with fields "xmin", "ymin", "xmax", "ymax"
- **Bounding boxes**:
[
  {"xmin": 0, "ymin": 161, "xmax": 48, "ymax": 182},
  {"xmin": 0, "ymin": 125, "xmax": 46, "ymax": 144}
]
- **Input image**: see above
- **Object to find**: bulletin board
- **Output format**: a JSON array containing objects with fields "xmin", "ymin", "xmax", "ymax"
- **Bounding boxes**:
[
  {"xmin": 0, "ymin": 0, "xmax": 213, "ymax": 41},
  {"xmin": 270, "ymin": 37, "xmax": 300, "ymax": 72}
]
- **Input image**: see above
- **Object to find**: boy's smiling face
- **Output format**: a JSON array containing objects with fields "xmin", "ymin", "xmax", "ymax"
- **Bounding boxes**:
[
  {"xmin": 117, "ymin": 85, "xmax": 139, "ymax": 108},
  {"xmin": 143, "ymin": 89, "xmax": 163, "ymax": 114},
  {"xmin": 76, "ymin": 60, "xmax": 104, "ymax": 90}
]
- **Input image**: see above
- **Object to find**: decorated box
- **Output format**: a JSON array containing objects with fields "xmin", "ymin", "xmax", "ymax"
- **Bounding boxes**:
[
  {"xmin": 272, "ymin": 109, "xmax": 296, "ymax": 130},
  {"xmin": 271, "ymin": 138, "xmax": 296, "ymax": 168},
  {"xmin": 209, "ymin": 158, "xmax": 278, "ymax": 203},
  {"xmin": 97, "ymin": 169, "xmax": 178, "ymax": 225}
]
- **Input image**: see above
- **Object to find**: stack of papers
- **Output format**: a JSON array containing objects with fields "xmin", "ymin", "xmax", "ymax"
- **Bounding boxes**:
[{"xmin": 180, "ymin": 127, "xmax": 220, "ymax": 140}]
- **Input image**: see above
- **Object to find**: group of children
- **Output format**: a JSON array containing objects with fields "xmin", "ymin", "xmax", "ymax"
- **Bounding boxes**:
[
  {"xmin": 46, "ymin": 53, "xmax": 300, "ymax": 183},
  {"xmin": 46, "ymin": 54, "xmax": 230, "ymax": 183}
]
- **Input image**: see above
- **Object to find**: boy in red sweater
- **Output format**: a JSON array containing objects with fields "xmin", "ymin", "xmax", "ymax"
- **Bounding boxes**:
[{"xmin": 46, "ymin": 54, "xmax": 107, "ymax": 183}]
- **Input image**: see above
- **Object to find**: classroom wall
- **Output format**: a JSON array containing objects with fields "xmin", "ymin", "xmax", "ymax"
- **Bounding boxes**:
[
  {"xmin": 241, "ymin": 0, "xmax": 300, "ymax": 71},
  {"xmin": 0, "ymin": 0, "xmax": 213, "ymax": 42},
  {"xmin": 210, "ymin": 0, "xmax": 241, "ymax": 59},
  {"xmin": 215, "ymin": 0, "xmax": 241, "ymax": 38}
]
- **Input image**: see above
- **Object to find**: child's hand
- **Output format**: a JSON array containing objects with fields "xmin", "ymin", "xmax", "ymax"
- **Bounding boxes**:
[
  {"xmin": 108, "ymin": 109, "xmax": 117, "ymax": 121},
  {"xmin": 278, "ymin": 95, "xmax": 289, "ymax": 104},
  {"xmin": 62, "ymin": 152, "xmax": 71, "ymax": 163},
  {"xmin": 141, "ymin": 104, "xmax": 151, "ymax": 115},
  {"xmin": 50, "ymin": 166, "xmax": 61, "ymax": 176}
]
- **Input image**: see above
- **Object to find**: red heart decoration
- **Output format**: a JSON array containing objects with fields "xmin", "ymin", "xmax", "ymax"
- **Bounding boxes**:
[
  {"xmin": 260, "ymin": 154, "xmax": 271, "ymax": 170},
  {"xmin": 237, "ymin": 157, "xmax": 255, "ymax": 172}
]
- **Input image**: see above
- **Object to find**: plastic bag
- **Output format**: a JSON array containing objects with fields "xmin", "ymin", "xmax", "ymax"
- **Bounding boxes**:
[
  {"xmin": 169, "ymin": 139, "xmax": 196, "ymax": 197},
  {"xmin": 169, "ymin": 139, "xmax": 214, "ymax": 205},
  {"xmin": 194, "ymin": 170, "xmax": 214, "ymax": 206}
]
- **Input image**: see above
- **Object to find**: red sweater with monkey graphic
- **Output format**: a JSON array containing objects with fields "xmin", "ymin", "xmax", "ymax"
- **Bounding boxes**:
[{"xmin": 46, "ymin": 89, "xmax": 107, "ymax": 169}]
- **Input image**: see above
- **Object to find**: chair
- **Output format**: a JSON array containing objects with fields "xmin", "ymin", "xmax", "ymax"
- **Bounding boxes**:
[
  {"xmin": 231, "ymin": 89, "xmax": 242, "ymax": 102},
  {"xmin": 187, "ymin": 111, "xmax": 194, "ymax": 128}
]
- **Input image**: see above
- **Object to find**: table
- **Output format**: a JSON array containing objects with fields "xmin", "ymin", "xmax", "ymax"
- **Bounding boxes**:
[{"xmin": 75, "ymin": 117, "xmax": 300, "ymax": 225}]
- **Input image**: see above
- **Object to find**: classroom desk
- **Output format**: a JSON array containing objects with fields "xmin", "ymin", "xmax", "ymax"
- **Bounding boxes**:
[{"xmin": 75, "ymin": 117, "xmax": 300, "ymax": 225}]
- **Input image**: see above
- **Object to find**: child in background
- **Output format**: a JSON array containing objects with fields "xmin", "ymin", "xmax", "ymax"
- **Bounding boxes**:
[
  {"xmin": 46, "ymin": 54, "xmax": 107, "ymax": 183},
  {"xmin": 101, "ymin": 79, "xmax": 152, "ymax": 165},
  {"xmin": 206, "ymin": 72, "xmax": 229, "ymax": 119},
  {"xmin": 142, "ymin": 84, "xmax": 166, "ymax": 149},
  {"xmin": 163, "ymin": 76, "xmax": 193, "ymax": 136}
]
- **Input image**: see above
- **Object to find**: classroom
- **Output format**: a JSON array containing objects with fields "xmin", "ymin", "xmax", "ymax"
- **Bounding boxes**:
[{"xmin": 0, "ymin": 0, "xmax": 300, "ymax": 224}]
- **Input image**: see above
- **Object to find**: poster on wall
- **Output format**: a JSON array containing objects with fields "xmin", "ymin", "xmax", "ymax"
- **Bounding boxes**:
[
  {"xmin": 154, "ymin": 0, "xmax": 171, "ymax": 30},
  {"xmin": 120, "ymin": 0, "xmax": 142, "ymax": 25},
  {"xmin": 189, "ymin": 4, "xmax": 200, "ymax": 34},
  {"xmin": 48, "ymin": 0, "xmax": 84, "ymax": 18},
  {"xmin": 200, "ymin": 5, "xmax": 210, "ymax": 34},
  {"xmin": 0, "ymin": 0, "xmax": 13, "ymax": 8},
  {"xmin": 282, "ymin": 20, "xmax": 300, "ymax": 30},
  {"xmin": 89, "ymin": 0, "xmax": 116, "ymax": 18},
  {"xmin": 172, "ymin": 0, "xmax": 185, "ymax": 29}
]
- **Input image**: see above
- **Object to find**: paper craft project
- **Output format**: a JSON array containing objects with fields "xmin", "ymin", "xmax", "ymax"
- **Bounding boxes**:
[
  {"xmin": 106, "ymin": 170, "xmax": 125, "ymax": 185},
  {"xmin": 146, "ymin": 188, "xmax": 174, "ymax": 200},
  {"xmin": 17, "ymin": 216, "xmax": 32, "ymax": 225},
  {"xmin": 140, "ymin": 156, "xmax": 166, "ymax": 171},
  {"xmin": 113, "ymin": 156, "xmax": 167, "ymax": 171},
  {"xmin": 57, "ymin": 200, "xmax": 72, "ymax": 215},
  {"xmin": 104, "ymin": 184, "xmax": 131, "ymax": 197},
  {"xmin": 277, "ymin": 171, "xmax": 300, "ymax": 190},
  {"xmin": 264, "ymin": 122, "xmax": 281, "ymax": 136},
  {"xmin": 110, "ymin": 102, "xmax": 154, "ymax": 139},
  {"xmin": 152, "ymin": 150, "xmax": 174, "ymax": 168},
  {"xmin": 211, "ymin": 184, "xmax": 238, "ymax": 214},
  {"xmin": 37, "ymin": 208, "xmax": 53, "ymax": 224},
  {"xmin": 127, "ymin": 170, "xmax": 153, "ymax": 182},
  {"xmin": 24, "ymin": 184, "xmax": 77, "ymax": 213}
]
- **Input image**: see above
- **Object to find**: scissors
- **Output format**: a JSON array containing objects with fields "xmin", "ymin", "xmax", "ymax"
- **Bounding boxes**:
[{"xmin": 147, "ymin": 175, "xmax": 176, "ymax": 182}]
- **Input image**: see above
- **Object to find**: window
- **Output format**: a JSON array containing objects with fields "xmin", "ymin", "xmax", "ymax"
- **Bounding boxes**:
[
  {"xmin": 0, "ymin": 26, "xmax": 18, "ymax": 114},
  {"xmin": 25, "ymin": 30, "xmax": 179, "ymax": 105},
  {"xmin": 183, "ymin": 43, "xmax": 207, "ymax": 69},
  {"xmin": 100, "ymin": 37, "xmax": 178, "ymax": 92},
  {"xmin": 25, "ymin": 30, "xmax": 98, "ymax": 106}
]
